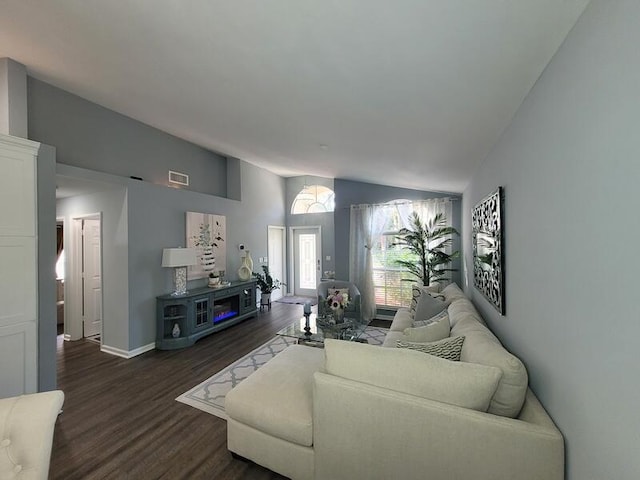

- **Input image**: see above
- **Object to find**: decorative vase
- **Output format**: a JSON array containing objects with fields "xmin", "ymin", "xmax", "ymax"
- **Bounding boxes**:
[
  {"xmin": 238, "ymin": 253, "xmax": 252, "ymax": 281},
  {"xmin": 201, "ymin": 245, "xmax": 215, "ymax": 272},
  {"xmin": 333, "ymin": 308, "xmax": 345, "ymax": 324},
  {"xmin": 171, "ymin": 323, "xmax": 181, "ymax": 338},
  {"xmin": 245, "ymin": 250, "xmax": 254, "ymax": 271}
]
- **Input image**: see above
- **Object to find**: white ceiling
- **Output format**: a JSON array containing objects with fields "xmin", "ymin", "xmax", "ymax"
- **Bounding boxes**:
[{"xmin": 0, "ymin": 1, "xmax": 589, "ymax": 193}]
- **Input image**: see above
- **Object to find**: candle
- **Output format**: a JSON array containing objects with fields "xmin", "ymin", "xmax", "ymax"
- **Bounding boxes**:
[{"xmin": 303, "ymin": 301, "xmax": 311, "ymax": 315}]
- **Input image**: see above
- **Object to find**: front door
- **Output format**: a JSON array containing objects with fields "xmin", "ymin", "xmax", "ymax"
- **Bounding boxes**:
[
  {"xmin": 293, "ymin": 227, "xmax": 321, "ymax": 297},
  {"xmin": 83, "ymin": 218, "xmax": 102, "ymax": 338}
]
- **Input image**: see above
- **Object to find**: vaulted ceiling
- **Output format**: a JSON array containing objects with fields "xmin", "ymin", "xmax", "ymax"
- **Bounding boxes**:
[{"xmin": 0, "ymin": 1, "xmax": 589, "ymax": 193}]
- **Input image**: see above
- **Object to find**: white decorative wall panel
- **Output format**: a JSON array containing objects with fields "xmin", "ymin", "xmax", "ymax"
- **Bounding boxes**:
[{"xmin": 0, "ymin": 133, "xmax": 39, "ymax": 397}]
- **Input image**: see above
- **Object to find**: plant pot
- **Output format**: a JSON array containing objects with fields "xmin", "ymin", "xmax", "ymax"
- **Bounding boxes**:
[{"xmin": 260, "ymin": 292, "xmax": 272, "ymax": 311}]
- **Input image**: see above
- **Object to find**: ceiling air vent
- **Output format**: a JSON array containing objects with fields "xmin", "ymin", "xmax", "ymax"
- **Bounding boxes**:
[{"xmin": 168, "ymin": 170, "xmax": 189, "ymax": 186}]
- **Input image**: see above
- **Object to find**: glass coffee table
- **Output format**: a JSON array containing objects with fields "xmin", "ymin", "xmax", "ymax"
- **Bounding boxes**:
[{"xmin": 276, "ymin": 313, "xmax": 370, "ymax": 347}]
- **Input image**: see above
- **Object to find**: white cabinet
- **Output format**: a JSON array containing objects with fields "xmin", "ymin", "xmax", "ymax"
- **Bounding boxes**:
[{"xmin": 0, "ymin": 134, "xmax": 39, "ymax": 397}]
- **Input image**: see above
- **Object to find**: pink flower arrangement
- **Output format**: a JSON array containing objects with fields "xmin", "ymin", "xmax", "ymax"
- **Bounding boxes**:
[{"xmin": 327, "ymin": 289, "xmax": 350, "ymax": 311}]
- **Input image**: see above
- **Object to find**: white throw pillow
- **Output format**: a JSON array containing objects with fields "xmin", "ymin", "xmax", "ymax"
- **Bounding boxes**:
[
  {"xmin": 324, "ymin": 339, "xmax": 503, "ymax": 412},
  {"xmin": 403, "ymin": 311, "xmax": 450, "ymax": 342}
]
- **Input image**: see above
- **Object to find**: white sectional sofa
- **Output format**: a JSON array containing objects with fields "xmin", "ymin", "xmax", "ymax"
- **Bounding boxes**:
[{"xmin": 226, "ymin": 283, "xmax": 564, "ymax": 480}]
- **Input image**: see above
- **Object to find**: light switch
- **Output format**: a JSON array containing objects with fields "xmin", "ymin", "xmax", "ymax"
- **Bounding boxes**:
[{"xmin": 325, "ymin": 256, "xmax": 331, "ymax": 261}]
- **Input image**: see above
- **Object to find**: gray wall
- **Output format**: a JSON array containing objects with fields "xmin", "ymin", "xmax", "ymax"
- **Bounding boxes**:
[
  {"xmin": 462, "ymin": 1, "xmax": 639, "ymax": 478},
  {"xmin": 36, "ymin": 144, "xmax": 57, "ymax": 391},
  {"xmin": 56, "ymin": 168, "xmax": 130, "ymax": 353},
  {"xmin": 334, "ymin": 179, "xmax": 462, "ymax": 287},
  {"xmin": 127, "ymin": 160, "xmax": 285, "ymax": 350},
  {"xmin": 27, "ymin": 77, "xmax": 227, "ymax": 197}
]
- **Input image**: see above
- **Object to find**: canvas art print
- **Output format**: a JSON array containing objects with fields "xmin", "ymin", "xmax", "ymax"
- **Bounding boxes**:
[
  {"xmin": 186, "ymin": 211, "xmax": 226, "ymax": 280},
  {"xmin": 472, "ymin": 187, "xmax": 505, "ymax": 314}
]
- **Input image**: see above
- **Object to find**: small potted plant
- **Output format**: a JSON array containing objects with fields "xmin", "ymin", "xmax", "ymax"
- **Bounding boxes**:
[
  {"xmin": 208, "ymin": 271, "xmax": 220, "ymax": 287},
  {"xmin": 253, "ymin": 265, "xmax": 284, "ymax": 309}
]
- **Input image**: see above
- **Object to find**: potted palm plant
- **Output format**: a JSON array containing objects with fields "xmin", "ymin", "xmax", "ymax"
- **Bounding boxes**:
[
  {"xmin": 394, "ymin": 211, "xmax": 460, "ymax": 286},
  {"xmin": 253, "ymin": 265, "xmax": 285, "ymax": 309}
]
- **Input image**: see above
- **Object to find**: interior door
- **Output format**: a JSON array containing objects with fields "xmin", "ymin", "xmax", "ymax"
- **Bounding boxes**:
[
  {"xmin": 83, "ymin": 218, "xmax": 102, "ymax": 338},
  {"xmin": 293, "ymin": 227, "xmax": 321, "ymax": 297},
  {"xmin": 267, "ymin": 226, "xmax": 286, "ymax": 301}
]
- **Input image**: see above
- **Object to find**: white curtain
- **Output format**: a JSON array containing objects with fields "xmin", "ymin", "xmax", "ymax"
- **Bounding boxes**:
[
  {"xmin": 349, "ymin": 204, "xmax": 387, "ymax": 321},
  {"xmin": 350, "ymin": 198, "xmax": 453, "ymax": 319}
]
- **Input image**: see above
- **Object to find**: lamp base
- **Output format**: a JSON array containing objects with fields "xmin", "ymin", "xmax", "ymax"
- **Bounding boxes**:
[{"xmin": 171, "ymin": 266, "xmax": 188, "ymax": 296}]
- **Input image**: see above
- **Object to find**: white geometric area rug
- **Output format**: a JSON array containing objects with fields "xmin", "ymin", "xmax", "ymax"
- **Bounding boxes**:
[{"xmin": 176, "ymin": 326, "xmax": 389, "ymax": 420}]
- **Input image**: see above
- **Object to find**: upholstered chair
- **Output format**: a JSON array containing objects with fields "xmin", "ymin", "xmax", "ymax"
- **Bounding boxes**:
[
  {"xmin": 317, "ymin": 280, "xmax": 362, "ymax": 322},
  {"xmin": 0, "ymin": 390, "xmax": 64, "ymax": 480}
]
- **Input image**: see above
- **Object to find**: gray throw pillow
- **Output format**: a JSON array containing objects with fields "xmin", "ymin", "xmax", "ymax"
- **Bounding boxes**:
[
  {"xmin": 396, "ymin": 336, "xmax": 465, "ymax": 361},
  {"xmin": 413, "ymin": 289, "xmax": 446, "ymax": 322}
]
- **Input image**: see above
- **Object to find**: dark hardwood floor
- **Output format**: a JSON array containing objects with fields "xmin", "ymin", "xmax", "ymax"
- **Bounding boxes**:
[{"xmin": 51, "ymin": 302, "xmax": 305, "ymax": 480}]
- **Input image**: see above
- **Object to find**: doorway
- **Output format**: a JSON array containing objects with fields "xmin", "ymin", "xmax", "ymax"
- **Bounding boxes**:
[
  {"xmin": 290, "ymin": 226, "xmax": 321, "ymax": 297},
  {"xmin": 267, "ymin": 226, "xmax": 286, "ymax": 301},
  {"xmin": 67, "ymin": 214, "xmax": 103, "ymax": 343}
]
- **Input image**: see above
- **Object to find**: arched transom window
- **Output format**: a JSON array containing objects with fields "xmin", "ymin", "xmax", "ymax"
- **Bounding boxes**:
[{"xmin": 291, "ymin": 185, "xmax": 335, "ymax": 214}]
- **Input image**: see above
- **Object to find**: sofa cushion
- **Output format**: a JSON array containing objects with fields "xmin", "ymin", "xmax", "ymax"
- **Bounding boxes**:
[
  {"xmin": 396, "ymin": 336, "xmax": 465, "ymax": 361},
  {"xmin": 324, "ymin": 340, "xmax": 502, "ymax": 412},
  {"xmin": 447, "ymin": 297, "xmax": 485, "ymax": 328},
  {"xmin": 225, "ymin": 345, "xmax": 325, "ymax": 447},
  {"xmin": 451, "ymin": 315, "xmax": 528, "ymax": 418},
  {"xmin": 441, "ymin": 282, "xmax": 467, "ymax": 304},
  {"xmin": 403, "ymin": 311, "xmax": 450, "ymax": 341}
]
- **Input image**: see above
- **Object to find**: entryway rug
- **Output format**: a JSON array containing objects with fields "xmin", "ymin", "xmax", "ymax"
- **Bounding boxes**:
[
  {"xmin": 275, "ymin": 296, "xmax": 317, "ymax": 305},
  {"xmin": 176, "ymin": 326, "xmax": 389, "ymax": 420}
]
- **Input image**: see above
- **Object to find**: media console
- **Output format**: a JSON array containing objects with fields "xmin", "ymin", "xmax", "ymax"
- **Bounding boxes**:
[{"xmin": 156, "ymin": 280, "xmax": 257, "ymax": 350}]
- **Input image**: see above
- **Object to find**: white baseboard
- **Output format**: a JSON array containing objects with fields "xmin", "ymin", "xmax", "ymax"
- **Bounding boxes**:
[{"xmin": 100, "ymin": 342, "xmax": 155, "ymax": 359}]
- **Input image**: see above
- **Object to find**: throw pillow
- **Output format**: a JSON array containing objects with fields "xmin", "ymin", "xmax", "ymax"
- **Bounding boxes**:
[
  {"xmin": 409, "ymin": 285, "xmax": 422, "ymax": 318},
  {"xmin": 411, "ymin": 308, "xmax": 448, "ymax": 328},
  {"xmin": 413, "ymin": 289, "xmax": 446, "ymax": 322},
  {"xmin": 396, "ymin": 336, "xmax": 465, "ymax": 361},
  {"xmin": 403, "ymin": 311, "xmax": 450, "ymax": 342},
  {"xmin": 324, "ymin": 339, "xmax": 502, "ymax": 412},
  {"xmin": 409, "ymin": 284, "xmax": 445, "ymax": 319}
]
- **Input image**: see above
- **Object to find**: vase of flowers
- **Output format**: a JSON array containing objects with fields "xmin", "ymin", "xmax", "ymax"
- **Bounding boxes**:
[{"xmin": 327, "ymin": 289, "xmax": 349, "ymax": 323}]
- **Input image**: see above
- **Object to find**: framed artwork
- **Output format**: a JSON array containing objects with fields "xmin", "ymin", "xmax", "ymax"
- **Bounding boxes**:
[
  {"xmin": 472, "ymin": 187, "xmax": 504, "ymax": 314},
  {"xmin": 186, "ymin": 211, "xmax": 226, "ymax": 280}
]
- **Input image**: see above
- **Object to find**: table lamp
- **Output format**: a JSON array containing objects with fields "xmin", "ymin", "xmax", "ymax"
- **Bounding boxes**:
[{"xmin": 162, "ymin": 247, "xmax": 197, "ymax": 296}]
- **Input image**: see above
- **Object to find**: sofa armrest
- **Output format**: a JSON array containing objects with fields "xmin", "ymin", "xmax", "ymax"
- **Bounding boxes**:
[
  {"xmin": 0, "ymin": 390, "xmax": 64, "ymax": 480},
  {"xmin": 312, "ymin": 373, "xmax": 563, "ymax": 480}
]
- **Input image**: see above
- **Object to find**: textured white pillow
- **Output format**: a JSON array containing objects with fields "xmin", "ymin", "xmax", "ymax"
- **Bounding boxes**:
[
  {"xmin": 396, "ymin": 336, "xmax": 465, "ymax": 361},
  {"xmin": 324, "ymin": 340, "xmax": 503, "ymax": 412},
  {"xmin": 403, "ymin": 311, "xmax": 450, "ymax": 342}
]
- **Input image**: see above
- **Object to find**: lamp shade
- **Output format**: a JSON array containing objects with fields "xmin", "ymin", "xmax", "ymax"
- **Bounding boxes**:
[{"xmin": 161, "ymin": 248, "xmax": 197, "ymax": 267}]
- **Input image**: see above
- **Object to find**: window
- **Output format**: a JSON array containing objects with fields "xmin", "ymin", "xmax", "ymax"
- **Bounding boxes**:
[
  {"xmin": 291, "ymin": 185, "xmax": 335, "ymax": 214},
  {"xmin": 370, "ymin": 202, "xmax": 413, "ymax": 308},
  {"xmin": 368, "ymin": 199, "xmax": 453, "ymax": 309}
]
